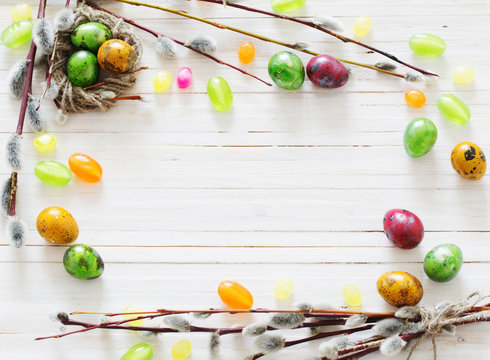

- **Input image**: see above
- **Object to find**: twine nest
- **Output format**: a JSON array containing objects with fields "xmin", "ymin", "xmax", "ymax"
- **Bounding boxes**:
[{"xmin": 52, "ymin": 4, "xmax": 142, "ymax": 114}]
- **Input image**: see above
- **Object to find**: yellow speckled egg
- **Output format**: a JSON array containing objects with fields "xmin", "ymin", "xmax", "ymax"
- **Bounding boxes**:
[
  {"xmin": 36, "ymin": 206, "xmax": 79, "ymax": 244},
  {"xmin": 451, "ymin": 141, "xmax": 486, "ymax": 181},
  {"xmin": 376, "ymin": 271, "xmax": 423, "ymax": 307},
  {"xmin": 97, "ymin": 39, "xmax": 135, "ymax": 75}
]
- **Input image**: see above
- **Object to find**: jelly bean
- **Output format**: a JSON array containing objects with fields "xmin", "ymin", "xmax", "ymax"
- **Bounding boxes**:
[
  {"xmin": 35, "ymin": 160, "xmax": 73, "ymax": 186},
  {"xmin": 98, "ymin": 39, "xmax": 136, "ymax": 75},
  {"xmin": 120, "ymin": 343, "xmax": 153, "ymax": 360},
  {"xmin": 207, "ymin": 76, "xmax": 233, "ymax": 112},
  {"xmin": 238, "ymin": 41, "xmax": 255, "ymax": 64},
  {"xmin": 409, "ymin": 33, "xmax": 446, "ymax": 58},
  {"xmin": 33, "ymin": 133, "xmax": 57, "ymax": 152},
  {"xmin": 271, "ymin": 0, "xmax": 306, "ymax": 13},
  {"xmin": 63, "ymin": 244, "xmax": 104, "ymax": 280},
  {"xmin": 67, "ymin": 50, "xmax": 100, "ymax": 87},
  {"xmin": 172, "ymin": 340, "xmax": 192, "ymax": 360},
  {"xmin": 453, "ymin": 66, "xmax": 474, "ymax": 85},
  {"xmin": 377, "ymin": 271, "xmax": 423, "ymax": 307},
  {"xmin": 342, "ymin": 284, "xmax": 362, "ymax": 307},
  {"xmin": 71, "ymin": 22, "xmax": 112, "ymax": 53},
  {"xmin": 383, "ymin": 209, "xmax": 424, "ymax": 249},
  {"xmin": 273, "ymin": 278, "xmax": 294, "ymax": 300},
  {"xmin": 68, "ymin": 153, "xmax": 103, "ymax": 183},
  {"xmin": 153, "ymin": 71, "xmax": 172, "ymax": 92},
  {"xmin": 437, "ymin": 93, "xmax": 470, "ymax": 125},
  {"xmin": 1, "ymin": 20, "xmax": 33, "ymax": 48},
  {"xmin": 11, "ymin": 4, "xmax": 32, "ymax": 21},
  {"xmin": 353, "ymin": 16, "xmax": 372, "ymax": 37},
  {"xmin": 404, "ymin": 117, "xmax": 437, "ymax": 158},
  {"xmin": 218, "ymin": 280, "xmax": 253, "ymax": 309},
  {"xmin": 268, "ymin": 51, "xmax": 305, "ymax": 90},
  {"xmin": 176, "ymin": 67, "xmax": 192, "ymax": 89},
  {"xmin": 404, "ymin": 89, "xmax": 426, "ymax": 108},
  {"xmin": 37, "ymin": 206, "xmax": 79, "ymax": 244},
  {"xmin": 451, "ymin": 141, "xmax": 486, "ymax": 180},
  {"xmin": 307, "ymin": 55, "xmax": 349, "ymax": 88},
  {"xmin": 424, "ymin": 244, "xmax": 463, "ymax": 282},
  {"xmin": 124, "ymin": 306, "xmax": 144, "ymax": 327}
]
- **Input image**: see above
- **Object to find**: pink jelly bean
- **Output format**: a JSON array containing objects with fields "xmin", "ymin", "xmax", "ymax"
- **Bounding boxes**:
[{"xmin": 177, "ymin": 67, "xmax": 192, "ymax": 89}]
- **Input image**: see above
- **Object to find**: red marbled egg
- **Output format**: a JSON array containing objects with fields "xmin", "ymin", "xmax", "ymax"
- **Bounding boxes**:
[
  {"xmin": 306, "ymin": 55, "xmax": 349, "ymax": 88},
  {"xmin": 383, "ymin": 209, "xmax": 424, "ymax": 249}
]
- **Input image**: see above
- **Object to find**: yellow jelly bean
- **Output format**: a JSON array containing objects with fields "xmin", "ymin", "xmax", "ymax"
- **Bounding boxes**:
[
  {"xmin": 11, "ymin": 3, "xmax": 32, "ymax": 21},
  {"xmin": 342, "ymin": 284, "xmax": 362, "ymax": 307},
  {"xmin": 273, "ymin": 278, "xmax": 294, "ymax": 300},
  {"xmin": 452, "ymin": 66, "xmax": 475, "ymax": 85},
  {"xmin": 153, "ymin": 71, "xmax": 172, "ymax": 92},
  {"xmin": 123, "ymin": 306, "xmax": 144, "ymax": 327},
  {"xmin": 33, "ymin": 133, "xmax": 57, "ymax": 152},
  {"xmin": 353, "ymin": 16, "xmax": 372, "ymax": 37},
  {"xmin": 172, "ymin": 339, "xmax": 192, "ymax": 360}
]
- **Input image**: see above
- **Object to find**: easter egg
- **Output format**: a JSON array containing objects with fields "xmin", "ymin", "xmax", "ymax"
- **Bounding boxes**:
[
  {"xmin": 452, "ymin": 66, "xmax": 474, "ymax": 85},
  {"xmin": 120, "ymin": 343, "xmax": 153, "ymax": 360},
  {"xmin": 451, "ymin": 142, "xmax": 486, "ymax": 180},
  {"xmin": 207, "ymin": 76, "xmax": 233, "ymax": 112},
  {"xmin": 68, "ymin": 153, "xmax": 103, "ymax": 183},
  {"xmin": 409, "ymin": 33, "xmax": 446, "ymax": 58},
  {"xmin": 268, "ymin": 51, "xmax": 305, "ymax": 90},
  {"xmin": 238, "ymin": 41, "xmax": 255, "ymax": 64},
  {"xmin": 342, "ymin": 284, "xmax": 362, "ymax": 306},
  {"xmin": 67, "ymin": 50, "xmax": 100, "ymax": 87},
  {"xmin": 177, "ymin": 67, "xmax": 192, "ymax": 89},
  {"xmin": 63, "ymin": 244, "xmax": 104, "ymax": 280},
  {"xmin": 271, "ymin": 0, "xmax": 306, "ymax": 13},
  {"xmin": 34, "ymin": 160, "xmax": 73, "ymax": 186},
  {"xmin": 71, "ymin": 22, "xmax": 112, "ymax": 53},
  {"xmin": 437, "ymin": 93, "xmax": 471, "ymax": 125},
  {"xmin": 353, "ymin": 16, "xmax": 372, "ymax": 37},
  {"xmin": 404, "ymin": 89, "xmax": 426, "ymax": 108},
  {"xmin": 383, "ymin": 209, "xmax": 424, "ymax": 249},
  {"xmin": 424, "ymin": 244, "xmax": 463, "ymax": 282},
  {"xmin": 404, "ymin": 117, "xmax": 437, "ymax": 158},
  {"xmin": 218, "ymin": 280, "xmax": 253, "ymax": 309},
  {"xmin": 97, "ymin": 39, "xmax": 135, "ymax": 75},
  {"xmin": 274, "ymin": 278, "xmax": 294, "ymax": 300},
  {"xmin": 11, "ymin": 4, "xmax": 32, "ymax": 21},
  {"xmin": 377, "ymin": 271, "xmax": 423, "ymax": 307},
  {"xmin": 306, "ymin": 55, "xmax": 349, "ymax": 88},
  {"xmin": 36, "ymin": 206, "xmax": 79, "ymax": 244},
  {"xmin": 33, "ymin": 133, "xmax": 57, "ymax": 152},
  {"xmin": 172, "ymin": 340, "xmax": 192, "ymax": 360},
  {"xmin": 1, "ymin": 20, "xmax": 33, "ymax": 48}
]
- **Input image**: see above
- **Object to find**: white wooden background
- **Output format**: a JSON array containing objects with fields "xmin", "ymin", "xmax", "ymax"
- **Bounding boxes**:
[{"xmin": 1, "ymin": 0, "xmax": 490, "ymax": 359}]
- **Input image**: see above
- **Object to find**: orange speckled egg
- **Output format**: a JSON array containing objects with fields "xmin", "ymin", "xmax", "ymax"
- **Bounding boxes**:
[
  {"xmin": 68, "ymin": 153, "xmax": 103, "ymax": 183},
  {"xmin": 218, "ymin": 280, "xmax": 253, "ymax": 309},
  {"xmin": 451, "ymin": 141, "xmax": 486, "ymax": 180},
  {"xmin": 376, "ymin": 271, "xmax": 423, "ymax": 307},
  {"xmin": 97, "ymin": 39, "xmax": 135, "ymax": 75},
  {"xmin": 36, "ymin": 206, "xmax": 79, "ymax": 244}
]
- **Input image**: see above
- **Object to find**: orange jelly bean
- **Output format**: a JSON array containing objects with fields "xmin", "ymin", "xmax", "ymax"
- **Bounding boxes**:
[
  {"xmin": 218, "ymin": 280, "xmax": 253, "ymax": 309},
  {"xmin": 238, "ymin": 41, "xmax": 255, "ymax": 64},
  {"xmin": 68, "ymin": 153, "xmax": 103, "ymax": 183},
  {"xmin": 405, "ymin": 89, "xmax": 426, "ymax": 108}
]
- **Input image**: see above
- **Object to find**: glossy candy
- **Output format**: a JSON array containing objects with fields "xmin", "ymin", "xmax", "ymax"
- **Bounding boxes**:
[
  {"xmin": 404, "ymin": 117, "xmax": 437, "ymax": 158},
  {"xmin": 120, "ymin": 343, "xmax": 153, "ymax": 360},
  {"xmin": 424, "ymin": 244, "xmax": 463, "ymax": 282},
  {"xmin": 404, "ymin": 89, "xmax": 426, "ymax": 108},
  {"xmin": 377, "ymin": 271, "xmax": 423, "ymax": 307},
  {"xmin": 409, "ymin": 33, "xmax": 446, "ymax": 58},
  {"xmin": 11, "ymin": 4, "xmax": 32, "ymax": 21},
  {"xmin": 207, "ymin": 76, "xmax": 233, "ymax": 112},
  {"xmin": 172, "ymin": 340, "xmax": 192, "ymax": 360},
  {"xmin": 306, "ymin": 55, "xmax": 349, "ymax": 88},
  {"xmin": 353, "ymin": 16, "xmax": 372, "ymax": 37},
  {"xmin": 176, "ymin": 67, "xmax": 192, "ymax": 89},
  {"xmin": 153, "ymin": 71, "xmax": 172, "ymax": 92},
  {"xmin": 273, "ymin": 278, "xmax": 294, "ymax": 300},
  {"xmin": 68, "ymin": 153, "xmax": 103, "ymax": 183},
  {"xmin": 342, "ymin": 284, "xmax": 362, "ymax": 306},
  {"xmin": 271, "ymin": 0, "xmax": 306, "ymax": 13},
  {"xmin": 437, "ymin": 93, "xmax": 471, "ymax": 125},
  {"xmin": 453, "ymin": 66, "xmax": 475, "ymax": 85},
  {"xmin": 67, "ymin": 50, "xmax": 100, "ymax": 87},
  {"xmin": 33, "ymin": 133, "xmax": 57, "ymax": 152},
  {"xmin": 238, "ymin": 41, "xmax": 255, "ymax": 64},
  {"xmin": 451, "ymin": 141, "xmax": 486, "ymax": 180},
  {"xmin": 1, "ymin": 20, "xmax": 33, "ymax": 48},
  {"xmin": 383, "ymin": 209, "xmax": 424, "ymax": 249},
  {"xmin": 35, "ymin": 160, "xmax": 72, "ymax": 186},
  {"xmin": 97, "ymin": 39, "xmax": 135, "ymax": 74},
  {"xmin": 36, "ymin": 206, "xmax": 79, "ymax": 244},
  {"xmin": 268, "ymin": 51, "xmax": 305, "ymax": 90},
  {"xmin": 63, "ymin": 244, "xmax": 104, "ymax": 280},
  {"xmin": 218, "ymin": 280, "xmax": 253, "ymax": 309},
  {"xmin": 71, "ymin": 22, "xmax": 112, "ymax": 53},
  {"xmin": 124, "ymin": 306, "xmax": 144, "ymax": 327}
]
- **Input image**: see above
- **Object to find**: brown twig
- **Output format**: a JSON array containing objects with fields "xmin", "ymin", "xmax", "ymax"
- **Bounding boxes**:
[{"xmin": 83, "ymin": 66, "xmax": 148, "ymax": 90}]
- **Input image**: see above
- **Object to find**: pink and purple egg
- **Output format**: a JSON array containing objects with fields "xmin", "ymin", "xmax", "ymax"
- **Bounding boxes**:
[
  {"xmin": 383, "ymin": 209, "xmax": 424, "ymax": 249},
  {"xmin": 306, "ymin": 55, "xmax": 349, "ymax": 88}
]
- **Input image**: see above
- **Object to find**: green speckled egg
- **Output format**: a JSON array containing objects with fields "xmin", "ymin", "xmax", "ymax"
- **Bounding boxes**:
[
  {"xmin": 63, "ymin": 244, "xmax": 104, "ymax": 280},
  {"xmin": 424, "ymin": 243, "xmax": 463, "ymax": 282},
  {"xmin": 71, "ymin": 22, "xmax": 112, "ymax": 53},
  {"xmin": 268, "ymin": 51, "xmax": 305, "ymax": 90},
  {"xmin": 67, "ymin": 50, "xmax": 99, "ymax": 87}
]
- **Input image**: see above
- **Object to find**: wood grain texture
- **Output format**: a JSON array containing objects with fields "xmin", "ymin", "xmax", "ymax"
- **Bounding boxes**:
[{"xmin": 1, "ymin": 0, "xmax": 489, "ymax": 359}]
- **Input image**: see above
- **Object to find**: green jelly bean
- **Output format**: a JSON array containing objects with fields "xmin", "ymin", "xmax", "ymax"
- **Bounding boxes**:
[
  {"xmin": 404, "ymin": 118, "xmax": 438, "ymax": 158},
  {"xmin": 35, "ymin": 160, "xmax": 73, "ymax": 186},
  {"xmin": 1, "ymin": 20, "xmax": 32, "ymax": 48},
  {"xmin": 271, "ymin": 0, "xmax": 306, "ymax": 13},
  {"xmin": 63, "ymin": 244, "xmax": 104, "ymax": 280},
  {"xmin": 207, "ymin": 76, "xmax": 233, "ymax": 112},
  {"xmin": 268, "ymin": 51, "xmax": 305, "ymax": 90},
  {"xmin": 409, "ymin": 33, "xmax": 446, "ymax": 58},
  {"xmin": 120, "ymin": 343, "xmax": 153, "ymax": 360},
  {"xmin": 424, "ymin": 244, "xmax": 463, "ymax": 282},
  {"xmin": 437, "ymin": 93, "xmax": 471, "ymax": 124}
]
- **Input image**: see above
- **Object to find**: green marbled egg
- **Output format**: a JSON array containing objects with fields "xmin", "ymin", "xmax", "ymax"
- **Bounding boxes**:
[
  {"xmin": 71, "ymin": 22, "xmax": 112, "ymax": 53},
  {"xmin": 63, "ymin": 244, "xmax": 104, "ymax": 280},
  {"xmin": 268, "ymin": 51, "xmax": 305, "ymax": 90},
  {"xmin": 424, "ymin": 243, "xmax": 463, "ymax": 282},
  {"xmin": 67, "ymin": 50, "xmax": 100, "ymax": 87}
]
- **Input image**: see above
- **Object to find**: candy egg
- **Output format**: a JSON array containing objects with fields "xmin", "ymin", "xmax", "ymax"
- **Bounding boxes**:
[
  {"xmin": 63, "ymin": 244, "xmax": 104, "ymax": 280},
  {"xmin": 383, "ymin": 209, "xmax": 424, "ymax": 249},
  {"xmin": 271, "ymin": 0, "xmax": 306, "ymax": 13},
  {"xmin": 452, "ymin": 66, "xmax": 475, "ymax": 85},
  {"xmin": 11, "ymin": 4, "xmax": 32, "ymax": 21},
  {"xmin": 437, "ymin": 93, "xmax": 471, "ymax": 125},
  {"xmin": 218, "ymin": 280, "xmax": 253, "ymax": 309},
  {"xmin": 177, "ymin": 67, "xmax": 192, "ymax": 89},
  {"xmin": 377, "ymin": 271, "xmax": 423, "ymax": 307},
  {"xmin": 424, "ymin": 243, "xmax": 463, "ymax": 282},
  {"xmin": 97, "ymin": 39, "xmax": 135, "ymax": 74},
  {"xmin": 68, "ymin": 153, "xmax": 103, "ymax": 183},
  {"xmin": 342, "ymin": 284, "xmax": 362, "ymax": 306},
  {"xmin": 353, "ymin": 16, "xmax": 372, "ymax": 37},
  {"xmin": 273, "ymin": 278, "xmax": 294, "ymax": 300},
  {"xmin": 451, "ymin": 141, "xmax": 486, "ymax": 180},
  {"xmin": 404, "ymin": 89, "xmax": 426, "ymax": 108},
  {"xmin": 120, "ymin": 343, "xmax": 153, "ymax": 360},
  {"xmin": 404, "ymin": 117, "xmax": 437, "ymax": 158},
  {"xmin": 172, "ymin": 340, "xmax": 192, "ymax": 360},
  {"xmin": 34, "ymin": 160, "xmax": 73, "ymax": 186},
  {"xmin": 123, "ymin": 306, "xmax": 144, "ymax": 327},
  {"xmin": 36, "ymin": 206, "xmax": 79, "ymax": 244},
  {"xmin": 153, "ymin": 71, "xmax": 172, "ymax": 92},
  {"xmin": 67, "ymin": 50, "xmax": 100, "ymax": 87},
  {"xmin": 33, "ymin": 133, "xmax": 57, "ymax": 152},
  {"xmin": 71, "ymin": 22, "xmax": 112, "ymax": 53},
  {"xmin": 238, "ymin": 41, "xmax": 255, "ymax": 64},
  {"xmin": 306, "ymin": 55, "xmax": 349, "ymax": 88},
  {"xmin": 409, "ymin": 33, "xmax": 446, "ymax": 58},
  {"xmin": 268, "ymin": 51, "xmax": 305, "ymax": 90},
  {"xmin": 207, "ymin": 76, "xmax": 233, "ymax": 112},
  {"xmin": 1, "ymin": 20, "xmax": 33, "ymax": 48}
]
